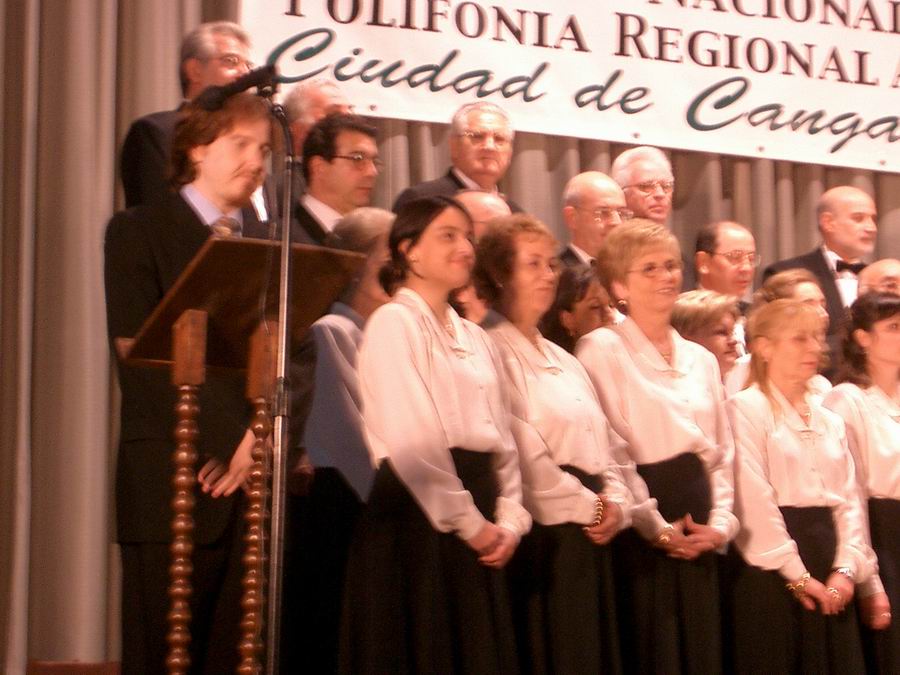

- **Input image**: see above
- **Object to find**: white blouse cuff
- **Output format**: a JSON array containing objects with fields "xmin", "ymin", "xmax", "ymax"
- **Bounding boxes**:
[{"xmin": 495, "ymin": 495, "xmax": 533, "ymax": 539}]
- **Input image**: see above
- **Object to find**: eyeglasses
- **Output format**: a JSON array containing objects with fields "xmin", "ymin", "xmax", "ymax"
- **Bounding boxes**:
[
  {"xmin": 627, "ymin": 260, "xmax": 683, "ymax": 278},
  {"xmin": 458, "ymin": 129, "xmax": 512, "ymax": 149},
  {"xmin": 332, "ymin": 153, "xmax": 383, "ymax": 170},
  {"xmin": 712, "ymin": 250, "xmax": 761, "ymax": 267},
  {"xmin": 575, "ymin": 206, "xmax": 634, "ymax": 223},
  {"xmin": 212, "ymin": 53, "xmax": 253, "ymax": 70},
  {"xmin": 624, "ymin": 180, "xmax": 675, "ymax": 195}
]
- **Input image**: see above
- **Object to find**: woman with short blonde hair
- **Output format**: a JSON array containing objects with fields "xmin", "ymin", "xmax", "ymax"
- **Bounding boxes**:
[{"xmin": 578, "ymin": 221, "xmax": 738, "ymax": 673}]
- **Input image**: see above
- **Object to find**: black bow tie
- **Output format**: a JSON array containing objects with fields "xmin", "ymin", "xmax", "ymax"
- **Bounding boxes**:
[{"xmin": 835, "ymin": 260, "xmax": 866, "ymax": 275}]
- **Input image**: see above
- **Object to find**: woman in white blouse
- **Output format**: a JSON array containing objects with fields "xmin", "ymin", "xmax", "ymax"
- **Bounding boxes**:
[
  {"xmin": 727, "ymin": 299, "xmax": 871, "ymax": 673},
  {"xmin": 340, "ymin": 196, "xmax": 531, "ymax": 674},
  {"xmin": 577, "ymin": 220, "xmax": 738, "ymax": 674},
  {"xmin": 824, "ymin": 291, "xmax": 900, "ymax": 673},
  {"xmin": 475, "ymin": 214, "xmax": 631, "ymax": 674}
]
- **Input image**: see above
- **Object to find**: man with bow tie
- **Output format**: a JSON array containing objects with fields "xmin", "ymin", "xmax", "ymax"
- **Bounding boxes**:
[{"xmin": 763, "ymin": 185, "xmax": 879, "ymax": 378}]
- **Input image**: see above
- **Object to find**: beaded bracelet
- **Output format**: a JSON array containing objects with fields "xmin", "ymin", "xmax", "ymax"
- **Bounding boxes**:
[
  {"xmin": 786, "ymin": 572, "xmax": 811, "ymax": 598},
  {"xmin": 592, "ymin": 497, "xmax": 605, "ymax": 527}
]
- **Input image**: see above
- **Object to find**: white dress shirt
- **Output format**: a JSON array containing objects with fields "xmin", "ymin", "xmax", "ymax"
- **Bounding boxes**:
[
  {"xmin": 487, "ymin": 321, "xmax": 633, "ymax": 527},
  {"xmin": 727, "ymin": 384, "xmax": 873, "ymax": 582},
  {"xmin": 576, "ymin": 318, "xmax": 739, "ymax": 541},
  {"xmin": 301, "ymin": 193, "xmax": 343, "ymax": 233},
  {"xmin": 359, "ymin": 288, "xmax": 531, "ymax": 541},
  {"xmin": 822, "ymin": 246, "xmax": 861, "ymax": 308},
  {"xmin": 303, "ymin": 303, "xmax": 374, "ymax": 501}
]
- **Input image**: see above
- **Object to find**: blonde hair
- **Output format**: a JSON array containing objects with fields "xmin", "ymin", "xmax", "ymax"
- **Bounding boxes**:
[
  {"xmin": 671, "ymin": 290, "xmax": 739, "ymax": 339},
  {"xmin": 751, "ymin": 269, "xmax": 819, "ymax": 312},
  {"xmin": 746, "ymin": 299, "xmax": 824, "ymax": 405},
  {"xmin": 596, "ymin": 219, "xmax": 680, "ymax": 295}
]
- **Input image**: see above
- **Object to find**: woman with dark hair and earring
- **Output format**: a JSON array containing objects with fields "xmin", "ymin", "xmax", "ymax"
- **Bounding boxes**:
[
  {"xmin": 474, "ymin": 215, "xmax": 632, "ymax": 675},
  {"xmin": 576, "ymin": 221, "xmax": 739, "ymax": 674},
  {"xmin": 539, "ymin": 265, "xmax": 613, "ymax": 353},
  {"xmin": 824, "ymin": 291, "xmax": 900, "ymax": 673},
  {"xmin": 727, "ymin": 299, "xmax": 872, "ymax": 673},
  {"xmin": 340, "ymin": 195, "xmax": 531, "ymax": 674}
]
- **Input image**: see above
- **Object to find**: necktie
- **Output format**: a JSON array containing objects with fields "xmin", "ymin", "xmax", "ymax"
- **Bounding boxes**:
[
  {"xmin": 835, "ymin": 260, "xmax": 866, "ymax": 275},
  {"xmin": 211, "ymin": 216, "xmax": 241, "ymax": 237}
]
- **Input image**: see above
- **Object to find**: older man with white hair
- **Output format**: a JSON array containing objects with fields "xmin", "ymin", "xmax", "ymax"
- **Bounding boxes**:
[{"xmin": 392, "ymin": 101, "xmax": 523, "ymax": 212}]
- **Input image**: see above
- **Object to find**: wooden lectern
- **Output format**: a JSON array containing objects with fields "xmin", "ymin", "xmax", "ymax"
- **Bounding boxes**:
[{"xmin": 116, "ymin": 237, "xmax": 364, "ymax": 674}]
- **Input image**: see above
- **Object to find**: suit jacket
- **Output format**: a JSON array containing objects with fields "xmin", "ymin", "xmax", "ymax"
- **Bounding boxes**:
[
  {"xmin": 120, "ymin": 109, "xmax": 180, "ymax": 208},
  {"xmin": 559, "ymin": 244, "xmax": 590, "ymax": 270},
  {"xmin": 391, "ymin": 168, "xmax": 524, "ymax": 213},
  {"xmin": 105, "ymin": 191, "xmax": 255, "ymax": 543},
  {"xmin": 293, "ymin": 200, "xmax": 330, "ymax": 245},
  {"xmin": 763, "ymin": 247, "xmax": 847, "ymax": 377}
]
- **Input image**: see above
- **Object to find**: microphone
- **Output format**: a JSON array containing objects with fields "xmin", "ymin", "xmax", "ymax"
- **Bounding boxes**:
[{"xmin": 194, "ymin": 65, "xmax": 278, "ymax": 111}]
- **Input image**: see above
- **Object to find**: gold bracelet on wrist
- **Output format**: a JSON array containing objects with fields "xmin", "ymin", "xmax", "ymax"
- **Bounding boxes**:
[
  {"xmin": 654, "ymin": 525, "xmax": 675, "ymax": 547},
  {"xmin": 591, "ymin": 497, "xmax": 605, "ymax": 527}
]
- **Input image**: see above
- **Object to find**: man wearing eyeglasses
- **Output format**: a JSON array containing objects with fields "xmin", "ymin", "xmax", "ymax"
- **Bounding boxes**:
[
  {"xmin": 560, "ymin": 171, "xmax": 631, "ymax": 268},
  {"xmin": 392, "ymin": 101, "xmax": 523, "ymax": 212},
  {"xmin": 296, "ymin": 113, "xmax": 380, "ymax": 244},
  {"xmin": 695, "ymin": 221, "xmax": 759, "ymax": 307},
  {"xmin": 121, "ymin": 21, "xmax": 253, "ymax": 208},
  {"xmin": 611, "ymin": 146, "xmax": 697, "ymax": 290}
]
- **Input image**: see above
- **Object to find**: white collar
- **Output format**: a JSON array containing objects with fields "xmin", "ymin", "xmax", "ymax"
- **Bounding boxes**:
[{"xmin": 301, "ymin": 193, "xmax": 343, "ymax": 232}]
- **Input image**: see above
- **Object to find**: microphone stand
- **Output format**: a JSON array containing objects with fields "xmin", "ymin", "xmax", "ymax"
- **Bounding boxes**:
[{"xmin": 263, "ymin": 91, "xmax": 294, "ymax": 675}]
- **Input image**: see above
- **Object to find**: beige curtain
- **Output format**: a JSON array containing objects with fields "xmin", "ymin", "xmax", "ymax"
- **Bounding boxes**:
[{"xmin": 1, "ymin": 1, "xmax": 896, "ymax": 671}]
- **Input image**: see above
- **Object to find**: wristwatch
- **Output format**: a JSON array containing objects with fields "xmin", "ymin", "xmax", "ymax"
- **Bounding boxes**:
[{"xmin": 832, "ymin": 566, "xmax": 855, "ymax": 582}]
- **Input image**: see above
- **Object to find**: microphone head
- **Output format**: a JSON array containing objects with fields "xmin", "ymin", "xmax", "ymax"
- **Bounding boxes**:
[{"xmin": 193, "ymin": 65, "xmax": 279, "ymax": 111}]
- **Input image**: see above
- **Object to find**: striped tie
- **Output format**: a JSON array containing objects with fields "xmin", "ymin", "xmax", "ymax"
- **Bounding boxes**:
[{"xmin": 211, "ymin": 216, "xmax": 241, "ymax": 237}]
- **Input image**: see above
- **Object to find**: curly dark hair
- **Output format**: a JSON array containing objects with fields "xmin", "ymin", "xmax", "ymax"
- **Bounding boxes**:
[
  {"xmin": 837, "ymin": 291, "xmax": 900, "ymax": 386},
  {"xmin": 538, "ymin": 265, "xmax": 598, "ymax": 353}
]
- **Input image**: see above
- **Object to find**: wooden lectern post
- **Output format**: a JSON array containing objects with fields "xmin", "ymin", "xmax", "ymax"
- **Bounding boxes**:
[{"xmin": 117, "ymin": 238, "xmax": 364, "ymax": 674}]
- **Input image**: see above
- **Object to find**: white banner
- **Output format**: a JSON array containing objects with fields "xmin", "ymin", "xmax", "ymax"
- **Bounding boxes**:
[{"xmin": 240, "ymin": 0, "xmax": 900, "ymax": 173}]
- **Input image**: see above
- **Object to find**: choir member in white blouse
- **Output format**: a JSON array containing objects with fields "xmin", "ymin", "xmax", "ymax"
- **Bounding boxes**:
[
  {"xmin": 288, "ymin": 208, "xmax": 393, "ymax": 673},
  {"xmin": 725, "ymin": 269, "xmax": 833, "ymax": 397},
  {"xmin": 340, "ymin": 195, "xmax": 532, "ymax": 674},
  {"xmin": 672, "ymin": 290, "xmax": 740, "ymax": 382},
  {"xmin": 577, "ymin": 220, "xmax": 738, "ymax": 674},
  {"xmin": 726, "ymin": 299, "xmax": 871, "ymax": 673},
  {"xmin": 824, "ymin": 291, "xmax": 900, "ymax": 673},
  {"xmin": 474, "ymin": 214, "xmax": 631, "ymax": 674}
]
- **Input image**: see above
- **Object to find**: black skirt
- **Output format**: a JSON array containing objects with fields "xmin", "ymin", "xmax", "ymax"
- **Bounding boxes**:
[
  {"xmin": 725, "ymin": 505, "xmax": 865, "ymax": 674},
  {"xmin": 507, "ymin": 466, "xmax": 622, "ymax": 675},
  {"xmin": 339, "ymin": 448, "xmax": 518, "ymax": 675},
  {"xmin": 613, "ymin": 452, "xmax": 723, "ymax": 675},
  {"xmin": 863, "ymin": 497, "xmax": 900, "ymax": 674},
  {"xmin": 281, "ymin": 468, "xmax": 363, "ymax": 675}
]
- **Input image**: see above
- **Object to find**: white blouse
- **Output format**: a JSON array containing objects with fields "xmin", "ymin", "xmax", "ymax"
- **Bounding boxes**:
[
  {"xmin": 727, "ymin": 384, "xmax": 873, "ymax": 582},
  {"xmin": 358, "ymin": 287, "xmax": 532, "ymax": 541},
  {"xmin": 576, "ymin": 318, "xmax": 738, "ymax": 542},
  {"xmin": 487, "ymin": 321, "xmax": 634, "ymax": 528},
  {"xmin": 824, "ymin": 383, "xmax": 900, "ymax": 500},
  {"xmin": 303, "ymin": 303, "xmax": 374, "ymax": 501}
]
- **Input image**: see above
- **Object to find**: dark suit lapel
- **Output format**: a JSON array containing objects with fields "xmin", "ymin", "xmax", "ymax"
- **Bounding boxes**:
[
  {"xmin": 294, "ymin": 201, "xmax": 328, "ymax": 245},
  {"xmin": 446, "ymin": 169, "xmax": 466, "ymax": 190},
  {"xmin": 807, "ymin": 249, "xmax": 845, "ymax": 331}
]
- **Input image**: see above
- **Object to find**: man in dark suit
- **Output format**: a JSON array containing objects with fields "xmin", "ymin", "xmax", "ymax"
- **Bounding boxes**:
[
  {"xmin": 105, "ymin": 92, "xmax": 272, "ymax": 674},
  {"xmin": 120, "ymin": 21, "xmax": 251, "ymax": 208},
  {"xmin": 294, "ymin": 113, "xmax": 379, "ymax": 244},
  {"xmin": 559, "ymin": 171, "xmax": 630, "ymax": 269},
  {"xmin": 763, "ymin": 185, "xmax": 878, "ymax": 373},
  {"xmin": 392, "ymin": 101, "xmax": 523, "ymax": 212}
]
